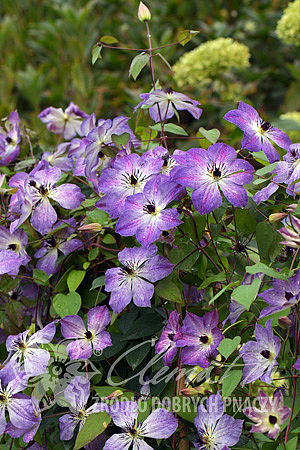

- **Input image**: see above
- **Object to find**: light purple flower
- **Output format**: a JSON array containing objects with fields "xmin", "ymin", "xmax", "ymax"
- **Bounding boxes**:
[
  {"xmin": 59, "ymin": 376, "xmax": 108, "ymax": 440},
  {"xmin": 4, "ymin": 321, "xmax": 57, "ymax": 377},
  {"xmin": 155, "ymin": 310, "xmax": 180, "ymax": 366},
  {"xmin": 0, "ymin": 372, "xmax": 36, "ymax": 435},
  {"xmin": 224, "ymin": 101, "xmax": 292, "ymax": 163},
  {"xmin": 259, "ymin": 269, "xmax": 300, "ymax": 318},
  {"xmin": 294, "ymin": 358, "xmax": 300, "ymax": 371},
  {"xmin": 5, "ymin": 396, "xmax": 41, "ymax": 442},
  {"xmin": 105, "ymin": 245, "xmax": 173, "ymax": 314},
  {"xmin": 39, "ymin": 102, "xmax": 88, "ymax": 140},
  {"xmin": 98, "ymin": 153, "xmax": 162, "ymax": 218},
  {"xmin": 115, "ymin": 177, "xmax": 182, "ymax": 247},
  {"xmin": 61, "ymin": 306, "xmax": 112, "ymax": 359},
  {"xmin": 34, "ymin": 219, "xmax": 82, "ymax": 275},
  {"xmin": 239, "ymin": 320, "xmax": 280, "ymax": 384},
  {"xmin": 279, "ymin": 215, "xmax": 300, "ymax": 248},
  {"xmin": 0, "ymin": 226, "xmax": 30, "ymax": 275},
  {"xmin": 194, "ymin": 393, "xmax": 243, "ymax": 449},
  {"xmin": 0, "ymin": 111, "xmax": 20, "ymax": 165},
  {"xmin": 104, "ymin": 401, "xmax": 178, "ymax": 449},
  {"xmin": 0, "ymin": 250, "xmax": 23, "ymax": 276},
  {"xmin": 135, "ymin": 88, "xmax": 202, "ymax": 122},
  {"xmin": 243, "ymin": 390, "xmax": 290, "ymax": 439},
  {"xmin": 175, "ymin": 310, "xmax": 224, "ymax": 368},
  {"xmin": 171, "ymin": 144, "xmax": 254, "ymax": 214},
  {"xmin": 41, "ymin": 143, "xmax": 73, "ymax": 172}
]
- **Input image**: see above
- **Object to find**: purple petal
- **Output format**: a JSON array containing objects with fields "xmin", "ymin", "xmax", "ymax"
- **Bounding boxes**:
[
  {"xmin": 61, "ymin": 315, "xmax": 86, "ymax": 339},
  {"xmin": 140, "ymin": 408, "xmax": 178, "ymax": 438},
  {"xmin": 191, "ymin": 183, "xmax": 222, "ymax": 214},
  {"xmin": 50, "ymin": 184, "xmax": 85, "ymax": 209},
  {"xmin": 87, "ymin": 306, "xmax": 111, "ymax": 334},
  {"xmin": 66, "ymin": 339, "xmax": 92, "ymax": 360},
  {"xmin": 31, "ymin": 198, "xmax": 57, "ymax": 235}
]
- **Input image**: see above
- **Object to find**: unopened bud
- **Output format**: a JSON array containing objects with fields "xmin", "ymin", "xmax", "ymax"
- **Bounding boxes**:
[
  {"xmin": 78, "ymin": 223, "xmax": 102, "ymax": 233},
  {"xmin": 180, "ymin": 387, "xmax": 199, "ymax": 397},
  {"xmin": 138, "ymin": 2, "xmax": 151, "ymax": 22},
  {"xmin": 104, "ymin": 390, "xmax": 123, "ymax": 400},
  {"xmin": 278, "ymin": 316, "xmax": 291, "ymax": 329},
  {"xmin": 269, "ymin": 212, "xmax": 286, "ymax": 223}
]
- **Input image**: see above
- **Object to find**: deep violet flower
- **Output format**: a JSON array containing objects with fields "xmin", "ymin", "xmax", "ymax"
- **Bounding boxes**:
[
  {"xmin": 4, "ymin": 321, "xmax": 57, "ymax": 377},
  {"xmin": 259, "ymin": 269, "xmax": 300, "ymax": 318},
  {"xmin": 0, "ymin": 111, "xmax": 20, "ymax": 165},
  {"xmin": 59, "ymin": 376, "xmax": 108, "ymax": 440},
  {"xmin": 224, "ymin": 101, "xmax": 292, "ymax": 163},
  {"xmin": 34, "ymin": 219, "xmax": 82, "ymax": 276},
  {"xmin": 175, "ymin": 310, "xmax": 224, "ymax": 368},
  {"xmin": 135, "ymin": 88, "xmax": 202, "ymax": 122},
  {"xmin": 155, "ymin": 310, "xmax": 180, "ymax": 366},
  {"xmin": 98, "ymin": 153, "xmax": 163, "ymax": 218},
  {"xmin": 0, "ymin": 372, "xmax": 36, "ymax": 435},
  {"xmin": 39, "ymin": 102, "xmax": 88, "ymax": 140},
  {"xmin": 115, "ymin": 177, "xmax": 182, "ymax": 247},
  {"xmin": 239, "ymin": 320, "xmax": 280, "ymax": 384},
  {"xmin": 104, "ymin": 401, "xmax": 178, "ymax": 449},
  {"xmin": 194, "ymin": 393, "xmax": 243, "ymax": 449},
  {"xmin": 0, "ymin": 226, "xmax": 30, "ymax": 275},
  {"xmin": 105, "ymin": 245, "xmax": 173, "ymax": 314},
  {"xmin": 61, "ymin": 306, "xmax": 112, "ymax": 359},
  {"xmin": 243, "ymin": 390, "xmax": 290, "ymax": 439},
  {"xmin": 171, "ymin": 144, "xmax": 254, "ymax": 214},
  {"xmin": 5, "ymin": 396, "xmax": 41, "ymax": 442}
]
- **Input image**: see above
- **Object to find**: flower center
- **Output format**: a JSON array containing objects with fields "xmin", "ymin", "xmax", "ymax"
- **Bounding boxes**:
[
  {"xmin": 269, "ymin": 415, "xmax": 278, "ymax": 425},
  {"xmin": 124, "ymin": 266, "xmax": 134, "ymax": 275},
  {"xmin": 5, "ymin": 136, "xmax": 12, "ymax": 144},
  {"xmin": 212, "ymin": 168, "xmax": 222, "ymax": 178},
  {"xmin": 0, "ymin": 393, "xmax": 8, "ymax": 404},
  {"xmin": 29, "ymin": 180, "xmax": 37, "ymax": 188},
  {"xmin": 130, "ymin": 174, "xmax": 138, "ymax": 186},
  {"xmin": 18, "ymin": 340, "xmax": 27, "ymax": 350},
  {"xmin": 260, "ymin": 120, "xmax": 271, "ymax": 132},
  {"xmin": 7, "ymin": 243, "xmax": 17, "ymax": 251},
  {"xmin": 98, "ymin": 150, "xmax": 104, "ymax": 158},
  {"xmin": 128, "ymin": 426, "xmax": 138, "ymax": 437},
  {"xmin": 199, "ymin": 335, "xmax": 209, "ymax": 344},
  {"xmin": 168, "ymin": 333, "xmax": 175, "ymax": 341},
  {"xmin": 38, "ymin": 185, "xmax": 48, "ymax": 196},
  {"xmin": 144, "ymin": 203, "xmax": 156, "ymax": 214},
  {"xmin": 285, "ymin": 291, "xmax": 293, "ymax": 301},
  {"xmin": 48, "ymin": 236, "xmax": 57, "ymax": 248},
  {"xmin": 84, "ymin": 330, "xmax": 93, "ymax": 340},
  {"xmin": 261, "ymin": 350, "xmax": 271, "ymax": 359},
  {"xmin": 162, "ymin": 230, "xmax": 169, "ymax": 237},
  {"xmin": 195, "ymin": 431, "xmax": 214, "ymax": 448}
]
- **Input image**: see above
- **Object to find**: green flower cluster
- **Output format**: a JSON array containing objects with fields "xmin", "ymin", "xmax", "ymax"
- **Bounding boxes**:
[
  {"xmin": 173, "ymin": 38, "xmax": 250, "ymax": 89},
  {"xmin": 276, "ymin": 0, "xmax": 300, "ymax": 46}
]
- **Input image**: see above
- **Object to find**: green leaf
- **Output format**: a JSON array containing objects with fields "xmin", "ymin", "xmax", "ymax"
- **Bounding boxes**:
[
  {"xmin": 53, "ymin": 292, "xmax": 81, "ymax": 318},
  {"xmin": 256, "ymin": 222, "xmax": 282, "ymax": 262},
  {"xmin": 156, "ymin": 52, "xmax": 172, "ymax": 71},
  {"xmin": 92, "ymin": 45, "xmax": 102, "ymax": 64},
  {"xmin": 100, "ymin": 35, "xmax": 119, "ymax": 44},
  {"xmin": 255, "ymin": 162, "xmax": 278, "ymax": 176},
  {"xmin": 294, "ymin": 199, "xmax": 300, "ymax": 218},
  {"xmin": 155, "ymin": 278, "xmax": 183, "ymax": 304},
  {"xmin": 150, "ymin": 123, "xmax": 188, "ymax": 136},
  {"xmin": 198, "ymin": 127, "xmax": 220, "ymax": 144},
  {"xmin": 129, "ymin": 52, "xmax": 150, "ymax": 80},
  {"xmin": 169, "ymin": 244, "xmax": 199, "ymax": 271},
  {"xmin": 198, "ymin": 272, "xmax": 226, "ymax": 289},
  {"xmin": 231, "ymin": 278, "xmax": 261, "ymax": 310},
  {"xmin": 67, "ymin": 270, "xmax": 85, "ymax": 292},
  {"xmin": 112, "ymin": 132, "xmax": 131, "ymax": 149},
  {"xmin": 121, "ymin": 313, "xmax": 162, "ymax": 340},
  {"xmin": 74, "ymin": 411, "xmax": 111, "ymax": 450},
  {"xmin": 33, "ymin": 269, "xmax": 48, "ymax": 286},
  {"xmin": 218, "ymin": 337, "xmax": 241, "ymax": 359},
  {"xmin": 86, "ymin": 209, "xmax": 109, "ymax": 225},
  {"xmin": 246, "ymin": 263, "xmax": 289, "ymax": 280},
  {"xmin": 0, "ymin": 275, "xmax": 19, "ymax": 293},
  {"xmin": 222, "ymin": 370, "xmax": 243, "ymax": 396},
  {"xmin": 126, "ymin": 342, "xmax": 151, "ymax": 369},
  {"xmin": 235, "ymin": 209, "xmax": 256, "ymax": 236},
  {"xmin": 177, "ymin": 29, "xmax": 199, "ymax": 46},
  {"xmin": 88, "ymin": 247, "xmax": 99, "ymax": 261},
  {"xmin": 209, "ymin": 281, "xmax": 237, "ymax": 304},
  {"xmin": 90, "ymin": 276, "xmax": 106, "ymax": 290}
]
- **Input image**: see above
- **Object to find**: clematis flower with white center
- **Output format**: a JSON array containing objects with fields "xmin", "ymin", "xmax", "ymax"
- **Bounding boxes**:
[{"xmin": 39, "ymin": 102, "xmax": 88, "ymax": 140}]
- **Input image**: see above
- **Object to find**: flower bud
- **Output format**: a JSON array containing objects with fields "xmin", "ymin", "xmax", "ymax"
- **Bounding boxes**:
[
  {"xmin": 78, "ymin": 223, "xmax": 102, "ymax": 233},
  {"xmin": 104, "ymin": 390, "xmax": 123, "ymax": 400},
  {"xmin": 269, "ymin": 212, "xmax": 286, "ymax": 223},
  {"xmin": 138, "ymin": 2, "xmax": 151, "ymax": 22},
  {"xmin": 278, "ymin": 316, "xmax": 291, "ymax": 329}
]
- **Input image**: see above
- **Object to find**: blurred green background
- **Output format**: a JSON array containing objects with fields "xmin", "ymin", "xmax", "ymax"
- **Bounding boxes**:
[{"xmin": 0, "ymin": 0, "xmax": 299, "ymax": 137}]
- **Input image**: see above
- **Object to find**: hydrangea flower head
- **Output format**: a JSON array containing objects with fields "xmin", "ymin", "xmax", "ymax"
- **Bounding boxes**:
[
  {"xmin": 135, "ymin": 88, "xmax": 202, "ymax": 122},
  {"xmin": 155, "ymin": 310, "xmax": 180, "ymax": 366},
  {"xmin": 39, "ymin": 102, "xmax": 88, "ymax": 140},
  {"xmin": 175, "ymin": 310, "xmax": 224, "ymax": 367},
  {"xmin": 0, "ymin": 111, "xmax": 20, "ymax": 165},
  {"xmin": 224, "ymin": 101, "xmax": 292, "ymax": 162},
  {"xmin": 243, "ymin": 390, "xmax": 290, "ymax": 439},
  {"xmin": 240, "ymin": 320, "xmax": 281, "ymax": 384},
  {"xmin": 115, "ymin": 177, "xmax": 182, "ymax": 246},
  {"xmin": 104, "ymin": 401, "xmax": 178, "ymax": 449},
  {"xmin": 171, "ymin": 144, "xmax": 254, "ymax": 214},
  {"xmin": 61, "ymin": 306, "xmax": 112, "ymax": 359},
  {"xmin": 105, "ymin": 245, "xmax": 173, "ymax": 313},
  {"xmin": 194, "ymin": 393, "xmax": 243, "ymax": 449}
]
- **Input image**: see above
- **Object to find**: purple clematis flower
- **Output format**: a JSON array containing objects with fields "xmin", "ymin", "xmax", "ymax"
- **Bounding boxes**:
[
  {"xmin": 224, "ymin": 101, "xmax": 292, "ymax": 163},
  {"xmin": 5, "ymin": 396, "xmax": 41, "ymax": 442},
  {"xmin": 115, "ymin": 177, "xmax": 182, "ymax": 246},
  {"xmin": 4, "ymin": 321, "xmax": 57, "ymax": 377},
  {"xmin": 135, "ymin": 88, "xmax": 202, "ymax": 122},
  {"xmin": 0, "ymin": 111, "xmax": 20, "ymax": 165},
  {"xmin": 39, "ymin": 102, "xmax": 88, "ymax": 140},
  {"xmin": 279, "ymin": 215, "xmax": 300, "ymax": 248},
  {"xmin": 105, "ymin": 245, "xmax": 173, "ymax": 314},
  {"xmin": 83, "ymin": 116, "xmax": 138, "ymax": 177},
  {"xmin": 59, "ymin": 376, "xmax": 108, "ymax": 440},
  {"xmin": 41, "ymin": 142, "xmax": 74, "ymax": 172},
  {"xmin": 155, "ymin": 310, "xmax": 180, "ymax": 366},
  {"xmin": 175, "ymin": 310, "xmax": 224, "ymax": 368},
  {"xmin": 259, "ymin": 269, "xmax": 300, "ymax": 318},
  {"xmin": 239, "ymin": 319, "xmax": 280, "ymax": 384},
  {"xmin": 104, "ymin": 401, "xmax": 178, "ymax": 449},
  {"xmin": 34, "ymin": 219, "xmax": 82, "ymax": 276},
  {"xmin": 61, "ymin": 306, "xmax": 112, "ymax": 359},
  {"xmin": 0, "ymin": 371, "xmax": 36, "ymax": 435},
  {"xmin": 0, "ymin": 226, "xmax": 30, "ymax": 276},
  {"xmin": 171, "ymin": 144, "xmax": 254, "ymax": 214},
  {"xmin": 98, "ymin": 153, "xmax": 163, "ymax": 218},
  {"xmin": 253, "ymin": 143, "xmax": 300, "ymax": 204},
  {"xmin": 194, "ymin": 393, "xmax": 243, "ymax": 449},
  {"xmin": 243, "ymin": 390, "xmax": 290, "ymax": 439}
]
